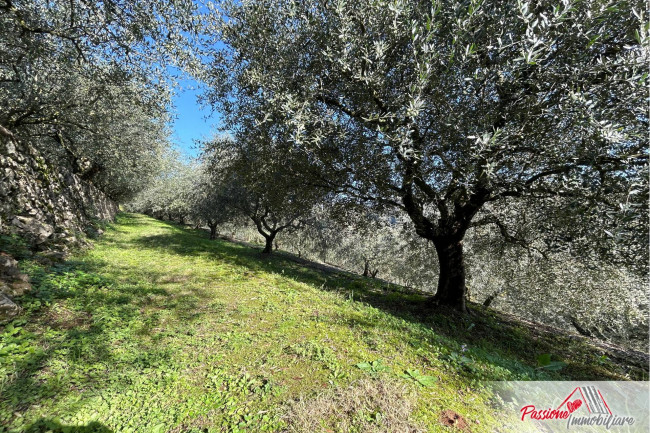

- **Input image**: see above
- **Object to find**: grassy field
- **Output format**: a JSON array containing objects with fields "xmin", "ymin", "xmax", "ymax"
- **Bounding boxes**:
[{"xmin": 0, "ymin": 213, "xmax": 642, "ymax": 432}]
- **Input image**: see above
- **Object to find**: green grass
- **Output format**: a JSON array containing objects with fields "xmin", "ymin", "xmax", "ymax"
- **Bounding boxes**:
[{"xmin": 0, "ymin": 213, "xmax": 643, "ymax": 433}]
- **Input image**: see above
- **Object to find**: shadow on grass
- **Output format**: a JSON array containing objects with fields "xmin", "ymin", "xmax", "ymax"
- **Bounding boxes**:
[
  {"xmin": 0, "ymin": 247, "xmax": 221, "ymax": 424},
  {"xmin": 1, "ymin": 213, "xmax": 640, "ymax": 428},
  {"xmin": 24, "ymin": 419, "xmax": 112, "ymax": 432},
  {"xmin": 0, "ymin": 269, "xmax": 176, "ymax": 416},
  {"xmin": 126, "ymin": 215, "xmax": 639, "ymax": 381}
]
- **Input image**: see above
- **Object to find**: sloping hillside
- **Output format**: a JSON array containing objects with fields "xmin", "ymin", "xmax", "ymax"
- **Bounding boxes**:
[{"xmin": 0, "ymin": 214, "xmax": 645, "ymax": 433}]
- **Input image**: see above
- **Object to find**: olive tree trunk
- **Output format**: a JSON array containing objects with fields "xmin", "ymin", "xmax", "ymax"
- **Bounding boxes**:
[
  {"xmin": 209, "ymin": 224, "xmax": 218, "ymax": 240},
  {"xmin": 262, "ymin": 231, "xmax": 277, "ymax": 254},
  {"xmin": 431, "ymin": 238, "xmax": 468, "ymax": 312}
]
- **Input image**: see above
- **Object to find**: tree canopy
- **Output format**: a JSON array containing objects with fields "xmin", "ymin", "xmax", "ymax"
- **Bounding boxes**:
[
  {"xmin": 1, "ymin": 0, "xmax": 204, "ymax": 200},
  {"xmin": 206, "ymin": 0, "xmax": 648, "ymax": 310},
  {"xmin": 200, "ymin": 134, "xmax": 331, "ymax": 253}
]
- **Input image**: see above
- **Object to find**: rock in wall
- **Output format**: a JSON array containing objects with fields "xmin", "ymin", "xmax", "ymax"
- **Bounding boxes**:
[{"xmin": 0, "ymin": 127, "xmax": 118, "ymax": 321}]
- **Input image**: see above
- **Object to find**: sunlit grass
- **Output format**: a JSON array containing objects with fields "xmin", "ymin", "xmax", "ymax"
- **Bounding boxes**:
[{"xmin": 0, "ymin": 213, "xmax": 638, "ymax": 433}]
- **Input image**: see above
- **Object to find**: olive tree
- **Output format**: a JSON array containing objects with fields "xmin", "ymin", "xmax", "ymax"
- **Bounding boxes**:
[
  {"xmin": 126, "ymin": 152, "xmax": 199, "ymax": 223},
  {"xmin": 1, "ymin": 0, "xmax": 202, "ymax": 200},
  {"xmin": 201, "ymin": 135, "xmax": 327, "ymax": 254},
  {"xmin": 190, "ymin": 166, "xmax": 240, "ymax": 240},
  {"xmin": 207, "ymin": 0, "xmax": 648, "ymax": 311}
]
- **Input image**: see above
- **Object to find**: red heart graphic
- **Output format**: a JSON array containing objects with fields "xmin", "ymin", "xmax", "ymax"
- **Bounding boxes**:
[{"xmin": 567, "ymin": 399, "xmax": 582, "ymax": 413}]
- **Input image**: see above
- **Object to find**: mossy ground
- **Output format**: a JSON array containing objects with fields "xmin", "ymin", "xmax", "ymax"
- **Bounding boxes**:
[{"xmin": 0, "ymin": 214, "xmax": 643, "ymax": 432}]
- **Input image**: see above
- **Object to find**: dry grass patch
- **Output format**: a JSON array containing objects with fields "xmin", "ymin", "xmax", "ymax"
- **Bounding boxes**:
[
  {"xmin": 44, "ymin": 307, "xmax": 92, "ymax": 331},
  {"xmin": 283, "ymin": 378, "xmax": 425, "ymax": 433}
]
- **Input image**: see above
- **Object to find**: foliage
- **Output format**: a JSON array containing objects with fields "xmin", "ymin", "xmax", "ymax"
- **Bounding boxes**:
[
  {"xmin": 1, "ymin": 0, "xmax": 204, "ymax": 200},
  {"xmin": 126, "ymin": 151, "xmax": 201, "ymax": 223},
  {"xmin": 199, "ymin": 135, "xmax": 330, "ymax": 253},
  {"xmin": 467, "ymin": 228, "xmax": 649, "ymax": 352},
  {"xmin": 536, "ymin": 354, "xmax": 567, "ymax": 371},
  {"xmin": 399, "ymin": 369, "xmax": 439, "ymax": 388},
  {"xmin": 356, "ymin": 359, "xmax": 391, "ymax": 376},
  {"xmin": 206, "ymin": 0, "xmax": 648, "ymax": 309}
]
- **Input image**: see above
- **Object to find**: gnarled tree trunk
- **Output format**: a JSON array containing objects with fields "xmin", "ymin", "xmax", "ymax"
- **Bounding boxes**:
[
  {"xmin": 431, "ymin": 237, "xmax": 468, "ymax": 312},
  {"xmin": 262, "ymin": 231, "xmax": 277, "ymax": 254},
  {"xmin": 362, "ymin": 259, "xmax": 371, "ymax": 277},
  {"xmin": 208, "ymin": 223, "xmax": 218, "ymax": 240}
]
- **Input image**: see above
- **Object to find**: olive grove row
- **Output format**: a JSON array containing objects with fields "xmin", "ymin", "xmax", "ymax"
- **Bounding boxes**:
[
  {"xmin": 126, "ymin": 132, "xmax": 647, "ymax": 350},
  {"xmin": 3, "ymin": 0, "xmax": 647, "ymax": 344},
  {"xmin": 1, "ymin": 0, "xmax": 204, "ymax": 201},
  {"xmin": 133, "ymin": 0, "xmax": 646, "ymax": 311},
  {"xmin": 201, "ymin": 0, "xmax": 647, "ymax": 313}
]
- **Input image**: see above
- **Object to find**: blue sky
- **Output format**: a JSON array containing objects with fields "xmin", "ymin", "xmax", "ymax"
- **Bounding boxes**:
[{"xmin": 169, "ymin": 79, "xmax": 220, "ymax": 159}]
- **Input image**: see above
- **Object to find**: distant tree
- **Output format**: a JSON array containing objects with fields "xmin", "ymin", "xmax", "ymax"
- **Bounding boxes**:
[
  {"xmin": 201, "ymin": 136, "xmax": 326, "ymax": 254},
  {"xmin": 127, "ymin": 152, "xmax": 199, "ymax": 223},
  {"xmin": 208, "ymin": 0, "xmax": 648, "ymax": 311},
  {"xmin": 190, "ymin": 166, "xmax": 239, "ymax": 240}
]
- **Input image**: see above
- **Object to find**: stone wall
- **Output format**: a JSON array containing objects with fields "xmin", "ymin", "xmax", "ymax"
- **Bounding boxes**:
[{"xmin": 0, "ymin": 128, "xmax": 118, "ymax": 321}]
